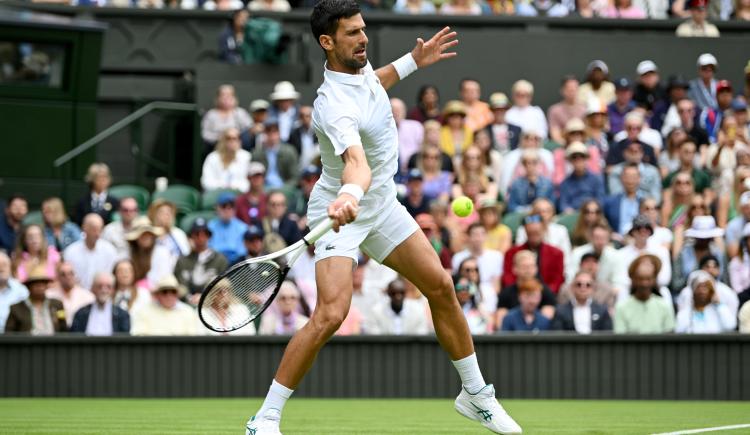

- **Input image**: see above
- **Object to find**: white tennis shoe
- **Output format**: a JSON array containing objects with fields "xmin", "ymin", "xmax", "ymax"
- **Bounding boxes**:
[
  {"xmin": 245, "ymin": 409, "xmax": 282, "ymax": 435},
  {"xmin": 454, "ymin": 384, "xmax": 522, "ymax": 434}
]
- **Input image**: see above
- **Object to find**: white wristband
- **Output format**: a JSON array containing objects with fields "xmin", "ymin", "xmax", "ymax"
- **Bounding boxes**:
[
  {"xmin": 391, "ymin": 53, "xmax": 418, "ymax": 80},
  {"xmin": 338, "ymin": 183, "xmax": 364, "ymax": 202}
]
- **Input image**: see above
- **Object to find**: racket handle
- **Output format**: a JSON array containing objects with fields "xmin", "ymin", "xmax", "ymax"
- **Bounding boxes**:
[{"xmin": 304, "ymin": 218, "xmax": 334, "ymax": 245}]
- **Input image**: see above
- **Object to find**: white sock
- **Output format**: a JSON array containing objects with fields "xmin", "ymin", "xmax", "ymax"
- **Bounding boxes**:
[
  {"xmin": 257, "ymin": 379, "xmax": 294, "ymax": 420},
  {"xmin": 452, "ymin": 353, "xmax": 486, "ymax": 394}
]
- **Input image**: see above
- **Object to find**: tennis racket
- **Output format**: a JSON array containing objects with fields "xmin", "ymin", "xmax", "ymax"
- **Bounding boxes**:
[{"xmin": 198, "ymin": 218, "xmax": 333, "ymax": 332}]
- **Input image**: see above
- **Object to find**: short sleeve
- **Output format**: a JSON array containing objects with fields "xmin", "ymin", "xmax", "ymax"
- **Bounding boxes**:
[{"xmin": 318, "ymin": 108, "xmax": 362, "ymax": 156}]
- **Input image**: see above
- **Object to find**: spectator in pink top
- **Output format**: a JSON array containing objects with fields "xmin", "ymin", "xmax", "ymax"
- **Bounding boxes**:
[
  {"xmin": 46, "ymin": 261, "xmax": 94, "ymax": 327},
  {"xmin": 391, "ymin": 97, "xmax": 425, "ymax": 172},
  {"xmin": 11, "ymin": 224, "xmax": 61, "ymax": 284},
  {"xmin": 602, "ymin": 0, "xmax": 647, "ymax": 17}
]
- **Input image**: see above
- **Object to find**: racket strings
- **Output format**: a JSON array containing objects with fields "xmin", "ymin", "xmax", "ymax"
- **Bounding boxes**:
[{"xmin": 200, "ymin": 261, "xmax": 282, "ymax": 332}]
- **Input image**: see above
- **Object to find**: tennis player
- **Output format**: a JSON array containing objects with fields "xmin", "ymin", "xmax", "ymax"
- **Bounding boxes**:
[{"xmin": 246, "ymin": 1, "xmax": 522, "ymax": 433}]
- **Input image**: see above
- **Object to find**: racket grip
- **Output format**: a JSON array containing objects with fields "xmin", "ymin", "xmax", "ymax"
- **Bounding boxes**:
[{"xmin": 304, "ymin": 218, "xmax": 334, "ymax": 245}]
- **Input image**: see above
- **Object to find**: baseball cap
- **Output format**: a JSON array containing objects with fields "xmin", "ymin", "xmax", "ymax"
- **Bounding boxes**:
[
  {"xmin": 301, "ymin": 165, "xmax": 321, "ymax": 178},
  {"xmin": 614, "ymin": 77, "xmax": 631, "ymax": 90},
  {"xmin": 263, "ymin": 116, "xmax": 280, "ymax": 128},
  {"xmin": 407, "ymin": 168, "xmax": 423, "ymax": 181},
  {"xmin": 565, "ymin": 141, "xmax": 590, "ymax": 159},
  {"xmin": 716, "ymin": 80, "xmax": 732, "ymax": 94},
  {"xmin": 697, "ymin": 53, "xmax": 718, "ymax": 68},
  {"xmin": 731, "ymin": 98, "xmax": 748, "ymax": 112},
  {"xmin": 247, "ymin": 161, "xmax": 266, "ymax": 177},
  {"xmin": 243, "ymin": 225, "xmax": 265, "ymax": 241},
  {"xmin": 585, "ymin": 98, "xmax": 607, "ymax": 116},
  {"xmin": 667, "ymin": 75, "xmax": 689, "ymax": 90},
  {"xmin": 586, "ymin": 60, "xmax": 609, "ymax": 75},
  {"xmin": 217, "ymin": 192, "xmax": 236, "ymax": 207},
  {"xmin": 636, "ymin": 60, "xmax": 658, "ymax": 76},
  {"xmin": 249, "ymin": 99, "xmax": 270, "ymax": 113},
  {"xmin": 688, "ymin": 0, "xmax": 708, "ymax": 9},
  {"xmin": 189, "ymin": 217, "xmax": 211, "ymax": 236},
  {"xmin": 489, "ymin": 92, "xmax": 510, "ymax": 109}
]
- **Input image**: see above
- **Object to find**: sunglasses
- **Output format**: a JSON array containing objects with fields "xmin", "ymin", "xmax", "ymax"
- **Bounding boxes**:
[
  {"xmin": 574, "ymin": 281, "xmax": 593, "ymax": 288},
  {"xmin": 158, "ymin": 289, "xmax": 178, "ymax": 295},
  {"xmin": 462, "ymin": 267, "xmax": 479, "ymax": 272},
  {"xmin": 584, "ymin": 208, "xmax": 601, "ymax": 214}
]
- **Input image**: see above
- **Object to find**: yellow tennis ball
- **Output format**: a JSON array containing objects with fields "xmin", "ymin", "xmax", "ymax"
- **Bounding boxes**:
[{"xmin": 451, "ymin": 196, "xmax": 473, "ymax": 217}]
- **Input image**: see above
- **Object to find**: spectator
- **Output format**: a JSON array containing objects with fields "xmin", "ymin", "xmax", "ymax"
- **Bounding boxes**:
[
  {"xmin": 499, "ymin": 129, "xmax": 554, "ymax": 196},
  {"xmin": 655, "ymin": 77, "xmax": 693, "ymax": 136},
  {"xmin": 415, "ymin": 143, "xmax": 453, "ymax": 203},
  {"xmin": 407, "ymin": 85, "xmax": 443, "ymax": 124},
  {"xmin": 112, "ymin": 259, "xmax": 152, "ymax": 313},
  {"xmin": 578, "ymin": 60, "xmax": 615, "ymax": 106},
  {"xmin": 0, "ymin": 252, "xmax": 28, "ymax": 332},
  {"xmin": 548, "ymin": 76, "xmax": 586, "ymax": 145},
  {"xmin": 416, "ymin": 213, "xmax": 452, "ymax": 270},
  {"xmin": 506, "ymin": 80, "xmax": 548, "ymax": 139},
  {"xmin": 45, "ymin": 261, "xmax": 94, "ymax": 326},
  {"xmin": 606, "ymin": 78, "xmax": 637, "ymax": 137},
  {"xmin": 0, "ymin": 195, "xmax": 28, "ymax": 253},
  {"xmin": 174, "ymin": 218, "xmax": 228, "ymax": 306},
  {"xmin": 672, "ymin": 216, "xmax": 726, "ymax": 291},
  {"xmin": 130, "ymin": 275, "xmax": 198, "ymax": 336},
  {"xmin": 677, "ymin": 264, "xmax": 738, "ymax": 319},
  {"xmin": 245, "ymin": 99, "xmax": 270, "ymax": 151},
  {"xmin": 75, "ymin": 163, "xmax": 119, "ymax": 226},
  {"xmin": 149, "ymin": 199, "xmax": 190, "ymax": 262},
  {"xmin": 500, "ymin": 278, "xmax": 552, "ymax": 332},
  {"xmin": 661, "ymin": 172, "xmax": 698, "ymax": 230},
  {"xmin": 200, "ymin": 277, "xmax": 257, "ymax": 336},
  {"xmin": 640, "ymin": 198, "xmax": 673, "ymax": 250},
  {"xmin": 558, "ymin": 253, "xmax": 619, "ymax": 313},
  {"xmin": 201, "ymin": 127, "xmax": 252, "ymax": 192},
  {"xmin": 11, "ymin": 224, "xmax": 61, "ymax": 284},
  {"xmin": 607, "ymin": 112, "xmax": 659, "ymax": 166},
  {"xmin": 236, "ymin": 225, "xmax": 267, "ymax": 264},
  {"xmin": 602, "ymin": 0, "xmax": 646, "ymax": 16},
  {"xmin": 393, "ymin": 0, "xmax": 438, "ymax": 14},
  {"xmin": 496, "ymin": 249, "xmax": 557, "ymax": 325},
  {"xmin": 608, "ymin": 141, "xmax": 662, "ymax": 203},
  {"xmin": 736, "ymin": 0, "xmax": 750, "ymax": 19},
  {"xmin": 552, "ymin": 119, "xmax": 603, "ymax": 188},
  {"xmin": 740, "ymin": 301, "xmax": 750, "ymax": 332},
  {"xmin": 675, "ymin": 271, "xmax": 736, "ymax": 333},
  {"xmin": 717, "ymin": 166, "xmax": 750, "ymax": 231},
  {"xmin": 475, "ymin": 129, "xmax": 504, "ymax": 186},
  {"xmin": 391, "ymin": 98, "xmax": 424, "ymax": 171},
  {"xmin": 516, "ymin": 198, "xmax": 573, "ymax": 265},
  {"xmin": 619, "ymin": 215, "xmax": 672, "ymax": 289},
  {"xmin": 614, "ymin": 255, "xmax": 674, "ymax": 333},
  {"xmin": 662, "ymin": 140, "xmax": 711, "ymax": 195},
  {"xmin": 251, "ymin": 118, "xmax": 300, "ymax": 190},
  {"xmin": 503, "ymin": 215, "xmax": 565, "ymax": 293},
  {"xmin": 734, "ymin": 99, "xmax": 750, "ymax": 139},
  {"xmin": 70, "ymin": 272, "xmax": 130, "ymax": 335},
  {"xmin": 410, "ymin": 121, "xmax": 454, "ymax": 171},
  {"xmin": 248, "ymin": 0, "xmax": 291, "ymax": 12},
  {"xmin": 659, "ymin": 128, "xmax": 690, "ymax": 177},
  {"xmin": 573, "ymin": 0, "xmax": 603, "ymax": 17},
  {"xmin": 558, "ymin": 142, "xmax": 606, "ymax": 214},
  {"xmin": 201, "ymin": 84, "xmax": 252, "ymax": 149},
  {"xmin": 507, "ymin": 150, "xmax": 554, "ymax": 213},
  {"xmin": 633, "ymin": 0, "xmax": 669, "ymax": 17},
  {"xmin": 288, "ymin": 105, "xmax": 319, "ymax": 171},
  {"xmin": 439, "ymin": 100, "xmax": 473, "ymax": 159},
  {"xmin": 454, "ymin": 273, "xmax": 491, "ymax": 334},
  {"xmin": 401, "ymin": 169, "xmax": 430, "ymax": 217},
  {"xmin": 702, "ymin": 82, "xmax": 738, "ymax": 144},
  {"xmin": 633, "ymin": 60, "xmax": 666, "ymax": 113},
  {"xmin": 516, "ymin": 0, "xmax": 570, "ymax": 16},
  {"xmin": 236, "ymin": 162, "xmax": 268, "ymax": 226},
  {"xmin": 63, "ymin": 214, "xmax": 118, "ymax": 290},
  {"xmin": 688, "ymin": 53, "xmax": 719, "ymax": 111},
  {"xmin": 459, "ymin": 78, "xmax": 493, "ymax": 133},
  {"xmin": 258, "ymin": 281, "xmax": 308, "ymax": 335},
  {"xmin": 583, "ymin": 98, "xmax": 611, "ymax": 157},
  {"xmin": 41, "ymin": 197, "xmax": 80, "ymax": 252},
  {"xmin": 452, "ymin": 223, "xmax": 504, "ymax": 313},
  {"xmin": 102, "ymin": 197, "xmax": 140, "ymax": 258},
  {"xmin": 485, "ymin": 92, "xmax": 522, "ymax": 154},
  {"xmin": 218, "ymin": 10, "xmax": 249, "ymax": 64},
  {"xmin": 4, "ymin": 266, "xmax": 65, "ymax": 334},
  {"xmin": 209, "ymin": 193, "xmax": 249, "ymax": 264},
  {"xmin": 287, "ymin": 165, "xmax": 321, "ymax": 227},
  {"xmin": 440, "ymin": 0, "xmax": 483, "ymax": 14},
  {"xmin": 729, "ymin": 222, "xmax": 750, "ymax": 292},
  {"xmin": 568, "ymin": 222, "xmax": 629, "ymax": 295},
  {"xmin": 267, "ymin": 81, "xmax": 299, "ymax": 142},
  {"xmin": 670, "ymin": 191, "xmax": 712, "ymax": 260},
  {"xmin": 603, "ymin": 163, "xmax": 643, "ymax": 238},
  {"xmin": 676, "ymin": 0, "xmax": 720, "ymax": 37},
  {"xmin": 126, "ymin": 216, "xmax": 173, "ymax": 288},
  {"xmin": 454, "ymin": 145, "xmax": 498, "ymax": 201},
  {"xmin": 570, "ymin": 199, "xmax": 605, "ymax": 247},
  {"xmin": 262, "ymin": 191, "xmax": 302, "ymax": 247},
  {"xmin": 551, "ymin": 271, "xmax": 612, "ymax": 333},
  {"xmin": 477, "ymin": 199, "xmax": 512, "ymax": 254},
  {"xmin": 366, "ymin": 278, "xmax": 429, "ymax": 335}
]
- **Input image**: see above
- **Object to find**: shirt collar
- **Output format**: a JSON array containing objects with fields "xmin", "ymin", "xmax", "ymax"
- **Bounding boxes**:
[{"xmin": 323, "ymin": 61, "xmax": 369, "ymax": 86}]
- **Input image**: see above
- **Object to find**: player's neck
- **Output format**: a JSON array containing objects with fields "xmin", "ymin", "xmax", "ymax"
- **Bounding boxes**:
[{"xmin": 326, "ymin": 58, "xmax": 359, "ymax": 75}]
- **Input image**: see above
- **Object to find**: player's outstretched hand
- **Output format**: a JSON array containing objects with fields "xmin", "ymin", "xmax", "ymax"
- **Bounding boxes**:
[
  {"xmin": 327, "ymin": 194, "xmax": 359, "ymax": 232},
  {"xmin": 411, "ymin": 26, "xmax": 458, "ymax": 69}
]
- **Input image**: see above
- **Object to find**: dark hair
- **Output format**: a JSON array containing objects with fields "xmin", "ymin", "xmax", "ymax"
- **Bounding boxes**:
[
  {"xmin": 622, "ymin": 162, "xmax": 640, "ymax": 174},
  {"xmin": 699, "ymin": 254, "xmax": 720, "ymax": 269},
  {"xmin": 6, "ymin": 194, "xmax": 27, "ymax": 208},
  {"xmin": 580, "ymin": 252, "xmax": 600, "ymax": 264},
  {"xmin": 310, "ymin": 0, "xmax": 361, "ymax": 47},
  {"xmin": 560, "ymin": 75, "xmax": 578, "ymax": 86},
  {"xmin": 467, "ymin": 222, "xmax": 484, "ymax": 235},
  {"xmin": 417, "ymin": 84, "xmax": 440, "ymax": 105}
]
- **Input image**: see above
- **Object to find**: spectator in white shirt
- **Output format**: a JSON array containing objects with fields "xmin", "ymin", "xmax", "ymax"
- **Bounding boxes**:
[
  {"xmin": 618, "ymin": 215, "xmax": 672, "ymax": 290},
  {"xmin": 506, "ymin": 80, "xmax": 549, "ymax": 139},
  {"xmin": 676, "ymin": 271, "xmax": 736, "ymax": 333},
  {"xmin": 70, "ymin": 272, "xmax": 130, "ymax": 336},
  {"xmin": 102, "ymin": 197, "xmax": 141, "ymax": 258},
  {"xmin": 131, "ymin": 275, "xmax": 199, "ymax": 336},
  {"xmin": 62, "ymin": 213, "xmax": 119, "ymax": 290},
  {"xmin": 451, "ymin": 223, "xmax": 503, "ymax": 313},
  {"xmin": 366, "ymin": 278, "xmax": 429, "ymax": 335},
  {"xmin": 201, "ymin": 127, "xmax": 252, "ymax": 192},
  {"xmin": 126, "ymin": 217, "xmax": 174, "ymax": 289}
]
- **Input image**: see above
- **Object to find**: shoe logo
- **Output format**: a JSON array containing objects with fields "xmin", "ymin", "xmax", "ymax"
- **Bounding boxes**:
[
  {"xmin": 325, "ymin": 244, "xmax": 336, "ymax": 251},
  {"xmin": 247, "ymin": 429, "xmax": 257, "ymax": 435},
  {"xmin": 470, "ymin": 402, "xmax": 493, "ymax": 422}
]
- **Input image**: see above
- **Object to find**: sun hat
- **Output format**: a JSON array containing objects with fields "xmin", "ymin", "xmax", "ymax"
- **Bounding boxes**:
[
  {"xmin": 23, "ymin": 265, "xmax": 54, "ymax": 286},
  {"xmin": 152, "ymin": 274, "xmax": 187, "ymax": 297},
  {"xmin": 565, "ymin": 141, "xmax": 590, "ymax": 159},
  {"xmin": 586, "ymin": 60, "xmax": 609, "ymax": 75},
  {"xmin": 629, "ymin": 214, "xmax": 654, "ymax": 236},
  {"xmin": 249, "ymin": 99, "xmax": 270, "ymax": 112},
  {"xmin": 685, "ymin": 216, "xmax": 724, "ymax": 239},
  {"xmin": 489, "ymin": 92, "xmax": 510, "ymax": 109},
  {"xmin": 269, "ymin": 81, "xmax": 300, "ymax": 101},
  {"xmin": 442, "ymin": 100, "xmax": 467, "ymax": 117},
  {"xmin": 696, "ymin": 53, "xmax": 718, "ymax": 68},
  {"xmin": 628, "ymin": 254, "xmax": 662, "ymax": 281},
  {"xmin": 564, "ymin": 118, "xmax": 586, "ymax": 135},
  {"xmin": 125, "ymin": 216, "xmax": 165, "ymax": 241},
  {"xmin": 688, "ymin": 270, "xmax": 713, "ymax": 290}
]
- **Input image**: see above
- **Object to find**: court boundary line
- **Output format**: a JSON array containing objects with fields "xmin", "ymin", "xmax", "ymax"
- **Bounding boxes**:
[{"xmin": 651, "ymin": 423, "xmax": 750, "ymax": 435}]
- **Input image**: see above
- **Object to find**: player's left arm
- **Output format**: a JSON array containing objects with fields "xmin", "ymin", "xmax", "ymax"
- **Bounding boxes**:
[{"xmin": 375, "ymin": 26, "xmax": 458, "ymax": 91}]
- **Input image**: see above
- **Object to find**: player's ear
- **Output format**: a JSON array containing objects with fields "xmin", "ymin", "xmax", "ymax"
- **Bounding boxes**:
[{"xmin": 319, "ymin": 34, "xmax": 334, "ymax": 51}]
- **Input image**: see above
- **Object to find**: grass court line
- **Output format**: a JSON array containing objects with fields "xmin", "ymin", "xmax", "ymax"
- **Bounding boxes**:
[{"xmin": 652, "ymin": 423, "xmax": 750, "ymax": 435}]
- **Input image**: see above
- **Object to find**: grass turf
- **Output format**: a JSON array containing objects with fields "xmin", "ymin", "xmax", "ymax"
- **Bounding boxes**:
[{"xmin": 0, "ymin": 399, "xmax": 748, "ymax": 434}]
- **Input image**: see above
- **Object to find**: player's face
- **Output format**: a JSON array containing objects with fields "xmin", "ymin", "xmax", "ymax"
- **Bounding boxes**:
[{"xmin": 329, "ymin": 14, "xmax": 368, "ymax": 71}]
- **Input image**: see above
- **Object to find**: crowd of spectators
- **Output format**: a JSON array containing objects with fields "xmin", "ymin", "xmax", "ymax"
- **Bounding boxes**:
[{"xmin": 2, "ymin": 53, "xmax": 750, "ymax": 337}]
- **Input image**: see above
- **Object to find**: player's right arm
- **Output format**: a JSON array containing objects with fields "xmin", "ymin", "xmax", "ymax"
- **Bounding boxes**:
[{"xmin": 328, "ymin": 145, "xmax": 371, "ymax": 232}]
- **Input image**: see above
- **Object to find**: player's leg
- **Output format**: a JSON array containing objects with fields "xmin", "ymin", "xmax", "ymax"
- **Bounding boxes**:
[{"xmin": 247, "ymin": 256, "xmax": 354, "ymax": 435}]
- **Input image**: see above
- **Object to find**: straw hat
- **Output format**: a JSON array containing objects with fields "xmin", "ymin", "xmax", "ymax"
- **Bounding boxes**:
[
  {"xmin": 442, "ymin": 100, "xmax": 467, "ymax": 117},
  {"xmin": 152, "ymin": 274, "xmax": 187, "ymax": 297},
  {"xmin": 126, "ymin": 216, "xmax": 165, "ymax": 241},
  {"xmin": 23, "ymin": 265, "xmax": 54, "ymax": 286}
]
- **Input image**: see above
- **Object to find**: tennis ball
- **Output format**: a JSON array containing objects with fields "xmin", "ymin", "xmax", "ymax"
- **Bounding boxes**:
[{"xmin": 451, "ymin": 196, "xmax": 473, "ymax": 217}]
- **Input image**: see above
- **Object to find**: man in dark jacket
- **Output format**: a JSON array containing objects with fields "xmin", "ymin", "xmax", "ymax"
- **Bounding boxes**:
[
  {"xmin": 263, "ymin": 191, "xmax": 302, "ymax": 247},
  {"xmin": 174, "ymin": 218, "xmax": 228, "ymax": 306},
  {"xmin": 70, "ymin": 272, "xmax": 130, "ymax": 335},
  {"xmin": 551, "ymin": 270, "xmax": 612, "ymax": 333},
  {"xmin": 5, "ymin": 266, "xmax": 66, "ymax": 334}
]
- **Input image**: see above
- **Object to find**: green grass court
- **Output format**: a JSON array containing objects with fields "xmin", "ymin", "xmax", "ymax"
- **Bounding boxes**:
[{"xmin": 1, "ymin": 399, "xmax": 749, "ymax": 434}]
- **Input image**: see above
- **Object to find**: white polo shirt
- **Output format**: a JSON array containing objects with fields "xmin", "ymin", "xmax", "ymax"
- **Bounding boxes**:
[{"xmin": 312, "ymin": 62, "xmax": 399, "ymax": 199}]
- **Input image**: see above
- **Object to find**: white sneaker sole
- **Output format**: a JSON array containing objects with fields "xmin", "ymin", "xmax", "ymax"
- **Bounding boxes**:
[{"xmin": 455, "ymin": 399, "xmax": 522, "ymax": 434}]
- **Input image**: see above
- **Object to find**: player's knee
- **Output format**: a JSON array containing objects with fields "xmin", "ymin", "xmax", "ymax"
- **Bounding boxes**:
[
  {"xmin": 311, "ymin": 306, "xmax": 347, "ymax": 336},
  {"xmin": 422, "ymin": 272, "xmax": 455, "ymax": 302}
]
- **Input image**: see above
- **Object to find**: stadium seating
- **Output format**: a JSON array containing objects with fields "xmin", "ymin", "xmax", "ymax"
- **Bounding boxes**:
[
  {"xmin": 502, "ymin": 211, "xmax": 525, "ymax": 241},
  {"xmin": 179, "ymin": 210, "xmax": 217, "ymax": 233},
  {"xmin": 22, "ymin": 210, "xmax": 43, "ymax": 226},
  {"xmin": 152, "ymin": 185, "xmax": 200, "ymax": 215},
  {"xmin": 201, "ymin": 189, "xmax": 241, "ymax": 211},
  {"xmin": 555, "ymin": 212, "xmax": 579, "ymax": 240},
  {"xmin": 109, "ymin": 185, "xmax": 151, "ymax": 211}
]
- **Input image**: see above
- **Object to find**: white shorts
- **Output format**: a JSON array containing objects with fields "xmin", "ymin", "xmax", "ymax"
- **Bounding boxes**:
[{"xmin": 306, "ymin": 183, "xmax": 419, "ymax": 264}]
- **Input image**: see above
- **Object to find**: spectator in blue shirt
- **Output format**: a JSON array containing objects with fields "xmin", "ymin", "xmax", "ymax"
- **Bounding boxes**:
[
  {"xmin": 558, "ymin": 142, "xmax": 606, "ymax": 214},
  {"xmin": 0, "ymin": 195, "xmax": 28, "ymax": 253},
  {"xmin": 501, "ymin": 277, "xmax": 551, "ymax": 332},
  {"xmin": 208, "ymin": 192, "xmax": 249, "ymax": 264},
  {"xmin": 507, "ymin": 149, "xmax": 554, "ymax": 213},
  {"xmin": 0, "ymin": 251, "xmax": 29, "ymax": 332},
  {"xmin": 607, "ymin": 78, "xmax": 636, "ymax": 137}
]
